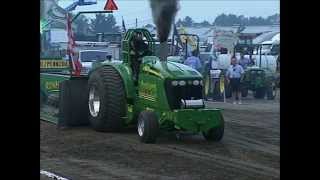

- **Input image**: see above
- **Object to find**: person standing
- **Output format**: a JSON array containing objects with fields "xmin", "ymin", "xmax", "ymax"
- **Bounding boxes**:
[
  {"xmin": 239, "ymin": 53, "xmax": 251, "ymax": 69},
  {"xmin": 184, "ymin": 50, "xmax": 202, "ymax": 72},
  {"xmin": 226, "ymin": 56, "xmax": 244, "ymax": 104}
]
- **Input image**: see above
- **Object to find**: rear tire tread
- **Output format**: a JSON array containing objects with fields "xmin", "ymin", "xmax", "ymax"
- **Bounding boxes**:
[{"xmin": 88, "ymin": 66, "xmax": 126, "ymax": 132}]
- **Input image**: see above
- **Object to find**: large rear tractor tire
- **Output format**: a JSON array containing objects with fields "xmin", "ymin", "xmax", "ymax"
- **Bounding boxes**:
[
  {"xmin": 254, "ymin": 87, "xmax": 266, "ymax": 99},
  {"xmin": 137, "ymin": 111, "xmax": 159, "ymax": 143},
  {"xmin": 88, "ymin": 66, "xmax": 126, "ymax": 132},
  {"xmin": 241, "ymin": 86, "xmax": 248, "ymax": 97},
  {"xmin": 267, "ymin": 85, "xmax": 277, "ymax": 100}
]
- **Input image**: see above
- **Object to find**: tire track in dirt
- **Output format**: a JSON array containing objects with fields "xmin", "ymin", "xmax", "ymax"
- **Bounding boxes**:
[
  {"xmin": 226, "ymin": 131, "xmax": 279, "ymax": 151},
  {"xmin": 67, "ymin": 158, "xmax": 177, "ymax": 180},
  {"xmin": 41, "ymin": 96, "xmax": 280, "ymax": 180},
  {"xmin": 116, "ymin": 135, "xmax": 280, "ymax": 179},
  {"xmin": 224, "ymin": 112, "xmax": 279, "ymax": 130},
  {"xmin": 41, "ymin": 121, "xmax": 279, "ymax": 179},
  {"xmin": 41, "ymin": 124, "xmax": 279, "ymax": 179},
  {"xmin": 227, "ymin": 119, "xmax": 279, "ymax": 131},
  {"xmin": 42, "ymin": 158, "xmax": 177, "ymax": 180},
  {"xmin": 225, "ymin": 121, "xmax": 279, "ymax": 146},
  {"xmin": 223, "ymin": 136, "xmax": 279, "ymax": 156}
]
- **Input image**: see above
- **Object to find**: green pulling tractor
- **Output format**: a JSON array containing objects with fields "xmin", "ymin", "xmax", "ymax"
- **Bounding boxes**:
[
  {"xmin": 238, "ymin": 66, "xmax": 277, "ymax": 99},
  {"xmin": 41, "ymin": 27, "xmax": 224, "ymax": 143}
]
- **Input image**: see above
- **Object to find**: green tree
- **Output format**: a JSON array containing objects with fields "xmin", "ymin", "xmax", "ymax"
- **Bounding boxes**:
[
  {"xmin": 214, "ymin": 13, "xmax": 279, "ymax": 26},
  {"xmin": 182, "ymin": 16, "xmax": 194, "ymax": 27},
  {"xmin": 176, "ymin": 18, "xmax": 183, "ymax": 26},
  {"xmin": 214, "ymin": 13, "xmax": 228, "ymax": 26},
  {"xmin": 73, "ymin": 14, "xmax": 90, "ymax": 35},
  {"xmin": 200, "ymin": 20, "xmax": 211, "ymax": 27},
  {"xmin": 90, "ymin": 14, "xmax": 120, "ymax": 34},
  {"xmin": 267, "ymin": 14, "xmax": 280, "ymax": 24}
]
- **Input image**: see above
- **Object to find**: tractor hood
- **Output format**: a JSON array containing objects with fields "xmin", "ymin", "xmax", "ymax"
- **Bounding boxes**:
[{"xmin": 142, "ymin": 56, "xmax": 202, "ymax": 79}]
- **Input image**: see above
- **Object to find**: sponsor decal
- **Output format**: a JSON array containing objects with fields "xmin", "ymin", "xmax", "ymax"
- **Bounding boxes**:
[
  {"xmin": 138, "ymin": 80, "xmax": 157, "ymax": 102},
  {"xmin": 40, "ymin": 60, "xmax": 69, "ymax": 69},
  {"xmin": 45, "ymin": 81, "xmax": 59, "ymax": 91}
]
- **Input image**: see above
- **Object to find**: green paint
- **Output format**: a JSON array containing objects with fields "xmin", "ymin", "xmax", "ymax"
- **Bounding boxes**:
[{"xmin": 241, "ymin": 67, "xmax": 276, "ymax": 91}]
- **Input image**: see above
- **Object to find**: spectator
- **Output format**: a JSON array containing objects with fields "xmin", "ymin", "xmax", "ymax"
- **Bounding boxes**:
[
  {"xmin": 226, "ymin": 56, "xmax": 244, "ymax": 104},
  {"xmin": 239, "ymin": 53, "xmax": 251, "ymax": 69},
  {"xmin": 184, "ymin": 50, "xmax": 202, "ymax": 72}
]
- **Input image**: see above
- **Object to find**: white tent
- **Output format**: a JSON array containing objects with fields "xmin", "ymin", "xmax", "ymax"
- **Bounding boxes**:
[
  {"xmin": 253, "ymin": 31, "xmax": 279, "ymax": 44},
  {"xmin": 271, "ymin": 33, "xmax": 280, "ymax": 42}
]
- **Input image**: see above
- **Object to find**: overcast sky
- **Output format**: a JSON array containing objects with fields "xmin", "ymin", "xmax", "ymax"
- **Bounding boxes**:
[{"xmin": 58, "ymin": 0, "xmax": 280, "ymax": 27}]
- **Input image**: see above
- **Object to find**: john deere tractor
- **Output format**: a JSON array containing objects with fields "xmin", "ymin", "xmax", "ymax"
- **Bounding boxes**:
[
  {"xmin": 87, "ymin": 28, "xmax": 224, "ymax": 143},
  {"xmin": 41, "ymin": 28, "xmax": 224, "ymax": 143}
]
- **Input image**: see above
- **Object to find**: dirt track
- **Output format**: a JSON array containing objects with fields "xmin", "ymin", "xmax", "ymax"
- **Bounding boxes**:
[{"xmin": 40, "ymin": 96, "xmax": 280, "ymax": 180}]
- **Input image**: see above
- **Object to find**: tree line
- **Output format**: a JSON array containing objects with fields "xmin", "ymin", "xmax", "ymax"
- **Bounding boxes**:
[
  {"xmin": 50, "ymin": 13, "xmax": 279, "ymax": 35},
  {"xmin": 176, "ymin": 13, "xmax": 280, "ymax": 27},
  {"xmin": 50, "ymin": 13, "xmax": 120, "ymax": 36}
]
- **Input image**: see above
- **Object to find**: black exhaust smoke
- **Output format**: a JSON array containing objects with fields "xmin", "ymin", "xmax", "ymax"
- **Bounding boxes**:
[{"xmin": 149, "ymin": 0, "xmax": 179, "ymax": 61}]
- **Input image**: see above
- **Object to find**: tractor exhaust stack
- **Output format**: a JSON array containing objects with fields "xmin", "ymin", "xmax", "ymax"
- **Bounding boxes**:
[
  {"xmin": 149, "ymin": 0, "xmax": 178, "ymax": 61},
  {"xmin": 159, "ymin": 42, "xmax": 169, "ymax": 61}
]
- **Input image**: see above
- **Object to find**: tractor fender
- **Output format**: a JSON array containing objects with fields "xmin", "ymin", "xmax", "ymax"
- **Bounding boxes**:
[{"xmin": 89, "ymin": 64, "xmax": 135, "ymax": 103}]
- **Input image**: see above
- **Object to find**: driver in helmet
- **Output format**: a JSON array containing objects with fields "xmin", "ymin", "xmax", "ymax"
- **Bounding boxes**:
[{"xmin": 130, "ymin": 32, "xmax": 152, "ymax": 84}]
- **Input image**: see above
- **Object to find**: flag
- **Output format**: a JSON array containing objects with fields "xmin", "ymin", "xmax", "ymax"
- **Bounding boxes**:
[
  {"xmin": 122, "ymin": 16, "xmax": 126, "ymax": 33},
  {"xmin": 104, "ymin": 0, "xmax": 118, "ymax": 11},
  {"xmin": 66, "ymin": 13, "xmax": 82, "ymax": 76}
]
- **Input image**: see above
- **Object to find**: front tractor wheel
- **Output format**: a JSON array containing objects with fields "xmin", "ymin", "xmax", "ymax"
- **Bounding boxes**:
[
  {"xmin": 137, "ymin": 111, "xmax": 159, "ymax": 144},
  {"xmin": 203, "ymin": 120, "xmax": 224, "ymax": 142},
  {"xmin": 267, "ymin": 84, "xmax": 277, "ymax": 100}
]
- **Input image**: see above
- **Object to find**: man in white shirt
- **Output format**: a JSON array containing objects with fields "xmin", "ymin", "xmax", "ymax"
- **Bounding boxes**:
[{"xmin": 226, "ymin": 57, "xmax": 244, "ymax": 104}]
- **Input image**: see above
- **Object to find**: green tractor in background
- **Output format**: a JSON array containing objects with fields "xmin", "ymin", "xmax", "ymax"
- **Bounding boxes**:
[
  {"xmin": 40, "ymin": 15, "xmax": 224, "ymax": 143},
  {"xmin": 239, "ymin": 66, "xmax": 277, "ymax": 99}
]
